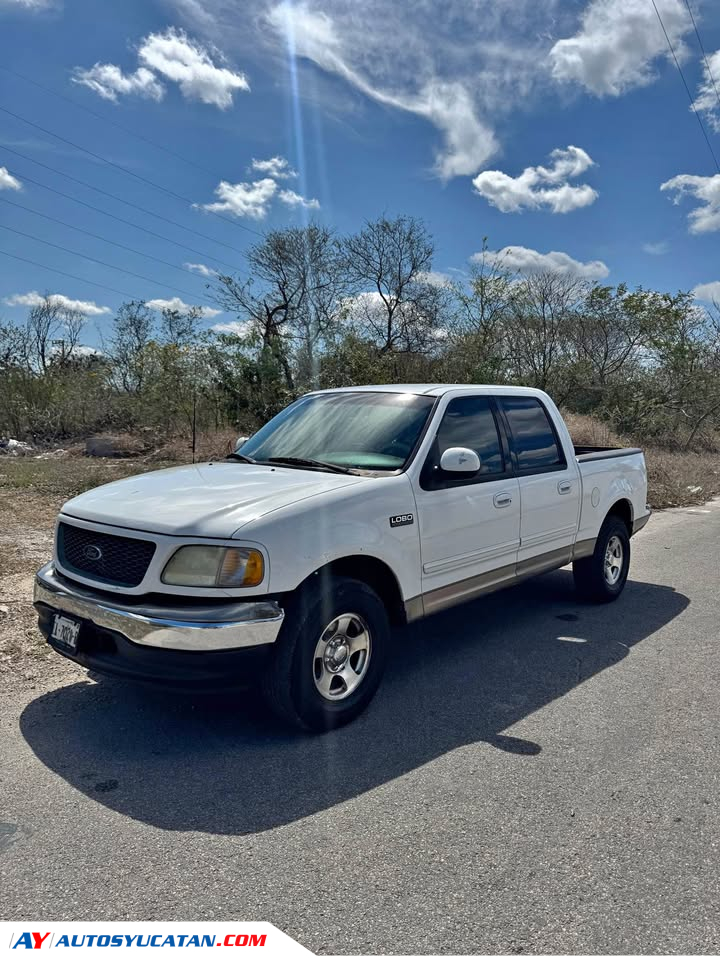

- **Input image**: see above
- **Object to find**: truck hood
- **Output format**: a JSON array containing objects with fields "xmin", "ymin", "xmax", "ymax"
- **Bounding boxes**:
[{"xmin": 61, "ymin": 462, "xmax": 367, "ymax": 538}]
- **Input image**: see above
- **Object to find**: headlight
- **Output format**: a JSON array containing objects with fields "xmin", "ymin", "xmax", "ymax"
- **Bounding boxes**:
[{"xmin": 161, "ymin": 546, "xmax": 264, "ymax": 588}]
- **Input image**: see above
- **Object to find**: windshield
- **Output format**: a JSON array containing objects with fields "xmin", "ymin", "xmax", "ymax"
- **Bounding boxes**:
[{"xmin": 239, "ymin": 392, "xmax": 435, "ymax": 471}]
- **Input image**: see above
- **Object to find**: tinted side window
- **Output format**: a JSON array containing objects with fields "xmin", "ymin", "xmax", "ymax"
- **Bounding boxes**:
[
  {"xmin": 499, "ymin": 397, "xmax": 565, "ymax": 471},
  {"xmin": 435, "ymin": 396, "xmax": 505, "ymax": 476}
]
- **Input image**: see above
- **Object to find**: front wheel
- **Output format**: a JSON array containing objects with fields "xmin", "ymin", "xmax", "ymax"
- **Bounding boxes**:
[
  {"xmin": 573, "ymin": 516, "xmax": 630, "ymax": 603},
  {"xmin": 262, "ymin": 576, "xmax": 389, "ymax": 732}
]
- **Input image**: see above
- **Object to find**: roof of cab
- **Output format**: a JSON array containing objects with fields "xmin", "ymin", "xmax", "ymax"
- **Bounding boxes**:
[{"xmin": 310, "ymin": 384, "xmax": 548, "ymax": 398}]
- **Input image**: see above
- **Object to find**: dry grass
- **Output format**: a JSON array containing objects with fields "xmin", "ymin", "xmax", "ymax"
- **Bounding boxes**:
[
  {"xmin": 562, "ymin": 411, "xmax": 624, "ymax": 448},
  {"xmin": 642, "ymin": 449, "xmax": 720, "ymax": 509},
  {"xmin": 147, "ymin": 427, "xmax": 239, "ymax": 463},
  {"xmin": 0, "ymin": 457, "xmax": 177, "ymax": 500},
  {"xmin": 4, "ymin": 415, "xmax": 720, "ymax": 513},
  {"xmin": 562, "ymin": 410, "xmax": 720, "ymax": 509}
]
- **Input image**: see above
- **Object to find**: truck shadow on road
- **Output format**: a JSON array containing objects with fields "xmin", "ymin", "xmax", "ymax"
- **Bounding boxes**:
[{"xmin": 20, "ymin": 571, "xmax": 688, "ymax": 835}]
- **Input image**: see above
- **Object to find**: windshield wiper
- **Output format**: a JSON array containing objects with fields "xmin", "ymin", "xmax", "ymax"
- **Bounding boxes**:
[
  {"xmin": 226, "ymin": 451, "xmax": 258, "ymax": 464},
  {"xmin": 262, "ymin": 456, "xmax": 351, "ymax": 475}
]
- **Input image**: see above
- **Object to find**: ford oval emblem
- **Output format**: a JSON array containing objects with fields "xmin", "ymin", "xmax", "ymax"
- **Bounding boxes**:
[{"xmin": 84, "ymin": 544, "xmax": 103, "ymax": 562}]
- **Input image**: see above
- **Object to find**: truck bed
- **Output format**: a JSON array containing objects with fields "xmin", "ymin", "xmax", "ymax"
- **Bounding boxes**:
[{"xmin": 574, "ymin": 445, "xmax": 643, "ymax": 463}]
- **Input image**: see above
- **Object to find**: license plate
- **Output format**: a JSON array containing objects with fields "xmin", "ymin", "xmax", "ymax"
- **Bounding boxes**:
[{"xmin": 50, "ymin": 613, "xmax": 81, "ymax": 651}]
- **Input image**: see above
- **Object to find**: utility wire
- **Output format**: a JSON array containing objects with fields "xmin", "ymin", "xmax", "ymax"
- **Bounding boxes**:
[
  {"xmin": 0, "ymin": 222, "xmax": 218, "ymax": 304},
  {"xmin": 2, "ymin": 145, "xmax": 239, "ymax": 267},
  {"xmin": 651, "ymin": 0, "xmax": 720, "ymax": 174},
  {"xmin": 0, "ymin": 194, "xmax": 218, "ymax": 289},
  {"xmin": 5, "ymin": 164, "xmax": 234, "ymax": 271},
  {"xmin": 0, "ymin": 248, "xmax": 145, "ymax": 301},
  {"xmin": 681, "ymin": 0, "xmax": 720, "ymax": 116},
  {"xmin": 0, "ymin": 64, "xmax": 230, "ymax": 183},
  {"xmin": 0, "ymin": 103, "xmax": 264, "ymax": 238}
]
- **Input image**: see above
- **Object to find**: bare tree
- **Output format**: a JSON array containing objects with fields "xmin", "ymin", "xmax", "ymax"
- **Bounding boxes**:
[
  {"xmin": 107, "ymin": 301, "xmax": 155, "ymax": 393},
  {"xmin": 339, "ymin": 215, "xmax": 442, "ymax": 354},
  {"xmin": 24, "ymin": 295, "xmax": 84, "ymax": 373},
  {"xmin": 446, "ymin": 241, "xmax": 513, "ymax": 380},
  {"xmin": 214, "ymin": 224, "xmax": 345, "ymax": 392},
  {"xmin": 572, "ymin": 285, "xmax": 657, "ymax": 387},
  {"xmin": 506, "ymin": 272, "xmax": 587, "ymax": 395},
  {"xmin": 0, "ymin": 319, "xmax": 31, "ymax": 371}
]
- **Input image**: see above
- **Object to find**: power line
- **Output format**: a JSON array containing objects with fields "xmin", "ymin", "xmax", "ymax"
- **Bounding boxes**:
[
  {"xmin": 681, "ymin": 0, "xmax": 720, "ymax": 117},
  {"xmin": 0, "ymin": 249, "xmax": 145, "ymax": 301},
  {"xmin": 5, "ymin": 162, "xmax": 236, "ymax": 272},
  {"xmin": 0, "ymin": 222, "xmax": 219, "ymax": 304},
  {"xmin": 0, "ymin": 194, "xmax": 218, "ymax": 289},
  {"xmin": 1, "ymin": 144, "xmax": 241, "ymax": 263},
  {"xmin": 0, "ymin": 64, "xmax": 231, "ymax": 183},
  {"xmin": 0, "ymin": 103, "xmax": 264, "ymax": 238},
  {"xmin": 651, "ymin": 0, "xmax": 720, "ymax": 174}
]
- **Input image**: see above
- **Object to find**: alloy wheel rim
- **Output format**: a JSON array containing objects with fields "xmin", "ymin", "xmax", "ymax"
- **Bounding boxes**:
[
  {"xmin": 604, "ymin": 535, "xmax": 624, "ymax": 585},
  {"xmin": 313, "ymin": 613, "xmax": 371, "ymax": 701}
]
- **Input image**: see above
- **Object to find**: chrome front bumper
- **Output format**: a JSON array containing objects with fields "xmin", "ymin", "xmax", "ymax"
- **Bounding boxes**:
[{"xmin": 34, "ymin": 562, "xmax": 284, "ymax": 652}]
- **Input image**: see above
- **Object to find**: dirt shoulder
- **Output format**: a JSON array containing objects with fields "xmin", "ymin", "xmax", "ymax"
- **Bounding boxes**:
[
  {"xmin": 0, "ymin": 488, "xmax": 62, "ymax": 672},
  {"xmin": 0, "ymin": 458, "xmax": 176, "ymax": 673}
]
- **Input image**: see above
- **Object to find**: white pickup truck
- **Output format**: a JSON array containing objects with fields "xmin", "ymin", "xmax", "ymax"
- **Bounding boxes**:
[{"xmin": 35, "ymin": 385, "xmax": 650, "ymax": 731}]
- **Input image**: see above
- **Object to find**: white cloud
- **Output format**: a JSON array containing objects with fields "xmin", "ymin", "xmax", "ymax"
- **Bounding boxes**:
[
  {"xmin": 199, "ymin": 177, "xmax": 277, "ymax": 219},
  {"xmin": 50, "ymin": 343, "xmax": 103, "ymax": 357},
  {"xmin": 278, "ymin": 188, "xmax": 320, "ymax": 210},
  {"xmin": 642, "ymin": 241, "xmax": 669, "ymax": 255},
  {"xmin": 251, "ymin": 156, "xmax": 297, "ymax": 179},
  {"xmin": 661, "ymin": 174, "xmax": 720, "ymax": 233},
  {"xmin": 73, "ymin": 28, "xmax": 248, "ymax": 110},
  {"xmin": 0, "ymin": 0, "xmax": 54, "ymax": 9},
  {"xmin": 72, "ymin": 64, "xmax": 164, "ymax": 102},
  {"xmin": 418, "ymin": 270, "xmax": 453, "ymax": 288},
  {"xmin": 267, "ymin": 1, "xmax": 498, "ymax": 178},
  {"xmin": 138, "ymin": 28, "xmax": 249, "ymax": 108},
  {"xmin": 550, "ymin": 0, "xmax": 691, "ymax": 96},
  {"xmin": 0, "ymin": 166, "xmax": 21, "ymax": 190},
  {"xmin": 472, "ymin": 145, "xmax": 598, "ymax": 214},
  {"xmin": 477, "ymin": 246, "xmax": 609, "ymax": 281},
  {"xmin": 212, "ymin": 320, "xmax": 252, "ymax": 336},
  {"xmin": 3, "ymin": 291, "xmax": 111, "ymax": 315},
  {"xmin": 146, "ymin": 297, "xmax": 221, "ymax": 318},
  {"xmin": 183, "ymin": 262, "xmax": 218, "ymax": 277},
  {"xmin": 692, "ymin": 49, "xmax": 720, "ymax": 132},
  {"xmin": 693, "ymin": 281, "xmax": 720, "ymax": 303}
]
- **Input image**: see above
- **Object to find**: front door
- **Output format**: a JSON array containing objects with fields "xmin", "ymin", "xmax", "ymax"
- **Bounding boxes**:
[{"xmin": 413, "ymin": 395, "xmax": 521, "ymax": 615}]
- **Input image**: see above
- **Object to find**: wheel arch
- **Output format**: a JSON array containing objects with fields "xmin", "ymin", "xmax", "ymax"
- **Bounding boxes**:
[
  {"xmin": 606, "ymin": 497, "xmax": 633, "ymax": 535},
  {"xmin": 300, "ymin": 555, "xmax": 407, "ymax": 626}
]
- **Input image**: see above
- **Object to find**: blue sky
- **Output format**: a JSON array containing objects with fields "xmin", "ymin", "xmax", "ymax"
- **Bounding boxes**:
[{"xmin": 1, "ymin": 0, "xmax": 719, "ymax": 347}]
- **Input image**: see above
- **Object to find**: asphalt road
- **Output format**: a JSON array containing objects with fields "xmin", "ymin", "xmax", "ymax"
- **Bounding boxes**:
[{"xmin": 2, "ymin": 500, "xmax": 720, "ymax": 954}]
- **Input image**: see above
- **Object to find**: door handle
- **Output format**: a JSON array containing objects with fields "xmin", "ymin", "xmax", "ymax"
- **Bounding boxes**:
[
  {"xmin": 557, "ymin": 480, "xmax": 572, "ymax": 495},
  {"xmin": 494, "ymin": 492, "xmax": 513, "ymax": 508}
]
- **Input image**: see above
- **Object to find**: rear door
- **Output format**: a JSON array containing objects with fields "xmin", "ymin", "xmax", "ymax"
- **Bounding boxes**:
[
  {"xmin": 413, "ymin": 394, "xmax": 521, "ymax": 614},
  {"xmin": 496, "ymin": 395, "xmax": 580, "ymax": 575}
]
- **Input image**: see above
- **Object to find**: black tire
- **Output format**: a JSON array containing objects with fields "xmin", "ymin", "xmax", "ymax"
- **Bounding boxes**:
[
  {"xmin": 573, "ymin": 515, "xmax": 630, "ymax": 603},
  {"xmin": 262, "ymin": 575, "xmax": 389, "ymax": 732}
]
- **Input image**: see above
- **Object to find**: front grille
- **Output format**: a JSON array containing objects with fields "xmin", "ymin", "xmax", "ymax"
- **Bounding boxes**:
[{"xmin": 58, "ymin": 522, "xmax": 156, "ymax": 588}]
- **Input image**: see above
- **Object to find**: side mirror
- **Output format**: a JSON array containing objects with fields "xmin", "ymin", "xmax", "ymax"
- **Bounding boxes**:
[
  {"xmin": 235, "ymin": 435, "xmax": 250, "ymax": 450},
  {"xmin": 439, "ymin": 446, "xmax": 481, "ymax": 474}
]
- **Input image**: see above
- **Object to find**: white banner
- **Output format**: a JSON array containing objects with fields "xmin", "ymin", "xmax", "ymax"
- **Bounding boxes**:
[{"xmin": 0, "ymin": 924, "xmax": 312, "ymax": 959}]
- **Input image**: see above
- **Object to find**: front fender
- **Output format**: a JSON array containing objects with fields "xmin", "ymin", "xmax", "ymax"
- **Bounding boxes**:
[{"xmin": 244, "ymin": 475, "xmax": 422, "ymax": 602}]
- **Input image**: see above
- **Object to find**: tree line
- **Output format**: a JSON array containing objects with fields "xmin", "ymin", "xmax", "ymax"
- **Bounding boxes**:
[{"xmin": 1, "ymin": 215, "xmax": 719, "ymax": 451}]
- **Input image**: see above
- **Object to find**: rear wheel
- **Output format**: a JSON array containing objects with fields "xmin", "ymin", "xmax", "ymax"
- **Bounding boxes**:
[
  {"xmin": 263, "ymin": 576, "xmax": 389, "ymax": 732},
  {"xmin": 573, "ymin": 515, "xmax": 630, "ymax": 603}
]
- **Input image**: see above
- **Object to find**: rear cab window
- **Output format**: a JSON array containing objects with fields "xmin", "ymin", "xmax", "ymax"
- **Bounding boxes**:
[{"xmin": 498, "ymin": 396, "xmax": 566, "ymax": 474}]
